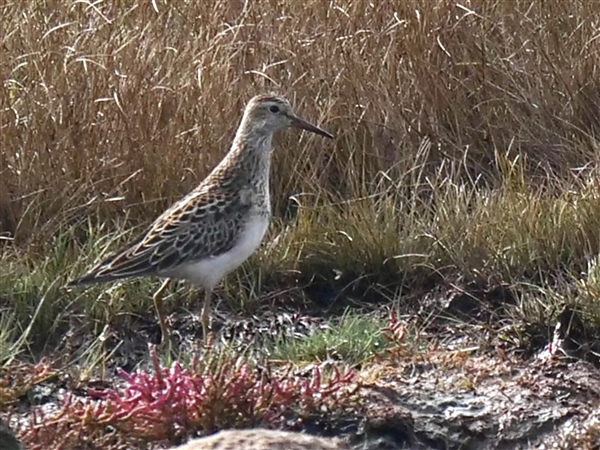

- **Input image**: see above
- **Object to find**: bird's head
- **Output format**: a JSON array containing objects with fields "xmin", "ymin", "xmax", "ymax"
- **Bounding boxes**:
[{"xmin": 244, "ymin": 94, "xmax": 333, "ymax": 139}]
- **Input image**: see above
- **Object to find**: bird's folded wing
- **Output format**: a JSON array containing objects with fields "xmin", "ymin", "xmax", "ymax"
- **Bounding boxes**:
[{"xmin": 70, "ymin": 189, "xmax": 248, "ymax": 285}]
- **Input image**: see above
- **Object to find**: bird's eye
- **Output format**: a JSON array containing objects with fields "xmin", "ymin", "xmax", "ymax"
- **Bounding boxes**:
[{"xmin": 269, "ymin": 105, "xmax": 280, "ymax": 113}]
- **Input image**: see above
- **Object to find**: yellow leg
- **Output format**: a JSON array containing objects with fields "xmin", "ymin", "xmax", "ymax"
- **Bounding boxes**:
[
  {"xmin": 200, "ymin": 288, "xmax": 213, "ymax": 347},
  {"xmin": 152, "ymin": 279, "xmax": 172, "ymax": 349}
]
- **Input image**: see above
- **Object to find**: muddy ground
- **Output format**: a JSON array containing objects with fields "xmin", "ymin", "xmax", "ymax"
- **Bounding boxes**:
[
  {"xmin": 345, "ymin": 352, "xmax": 600, "ymax": 449},
  {"xmin": 336, "ymin": 290, "xmax": 600, "ymax": 450},
  {"xmin": 5, "ymin": 284, "xmax": 600, "ymax": 450},
  {"xmin": 215, "ymin": 286, "xmax": 600, "ymax": 449},
  {"xmin": 112, "ymin": 285, "xmax": 600, "ymax": 449}
]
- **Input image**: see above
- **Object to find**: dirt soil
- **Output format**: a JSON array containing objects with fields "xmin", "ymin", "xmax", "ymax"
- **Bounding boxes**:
[
  {"xmin": 312, "ymin": 290, "xmax": 600, "ymax": 450},
  {"xmin": 100, "ymin": 290, "xmax": 600, "ymax": 450},
  {"xmin": 341, "ymin": 353, "xmax": 600, "ymax": 450},
  {"xmin": 5, "ymin": 287, "xmax": 600, "ymax": 450},
  {"xmin": 192, "ymin": 291, "xmax": 600, "ymax": 450}
]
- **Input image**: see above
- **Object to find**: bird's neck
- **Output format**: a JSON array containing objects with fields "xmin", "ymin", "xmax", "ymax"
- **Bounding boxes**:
[{"xmin": 219, "ymin": 119, "xmax": 274, "ymax": 189}]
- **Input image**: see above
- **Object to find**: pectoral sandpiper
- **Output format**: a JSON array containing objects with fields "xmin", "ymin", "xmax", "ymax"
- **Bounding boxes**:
[
  {"xmin": 170, "ymin": 429, "xmax": 348, "ymax": 450},
  {"xmin": 70, "ymin": 94, "xmax": 333, "ymax": 346}
]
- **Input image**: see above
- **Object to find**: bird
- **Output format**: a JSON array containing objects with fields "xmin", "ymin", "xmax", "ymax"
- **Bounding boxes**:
[
  {"xmin": 169, "ymin": 429, "xmax": 349, "ymax": 450},
  {"xmin": 69, "ymin": 94, "xmax": 333, "ymax": 347},
  {"xmin": 0, "ymin": 419, "xmax": 23, "ymax": 450}
]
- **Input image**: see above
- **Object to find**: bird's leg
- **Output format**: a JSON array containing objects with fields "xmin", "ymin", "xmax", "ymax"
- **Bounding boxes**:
[
  {"xmin": 153, "ymin": 278, "xmax": 172, "ymax": 349},
  {"xmin": 200, "ymin": 288, "xmax": 213, "ymax": 347}
]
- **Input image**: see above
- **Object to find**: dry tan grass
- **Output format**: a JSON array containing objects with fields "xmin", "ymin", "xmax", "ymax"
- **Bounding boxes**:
[
  {"xmin": 0, "ymin": 0, "xmax": 600, "ymax": 356},
  {"xmin": 2, "ymin": 1, "xmax": 600, "ymax": 240},
  {"xmin": 1, "ymin": 1, "xmax": 600, "ymax": 362},
  {"xmin": 3, "ymin": 5, "xmax": 600, "ymax": 449}
]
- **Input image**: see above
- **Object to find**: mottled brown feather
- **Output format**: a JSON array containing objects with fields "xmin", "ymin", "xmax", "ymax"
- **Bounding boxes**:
[{"xmin": 70, "ymin": 186, "xmax": 251, "ymax": 285}]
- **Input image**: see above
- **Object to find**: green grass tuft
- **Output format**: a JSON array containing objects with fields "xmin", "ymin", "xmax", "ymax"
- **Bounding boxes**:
[{"xmin": 270, "ymin": 310, "xmax": 395, "ymax": 367}]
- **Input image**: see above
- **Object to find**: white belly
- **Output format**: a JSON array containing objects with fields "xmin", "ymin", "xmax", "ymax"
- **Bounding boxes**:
[{"xmin": 176, "ymin": 214, "xmax": 269, "ymax": 289}]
